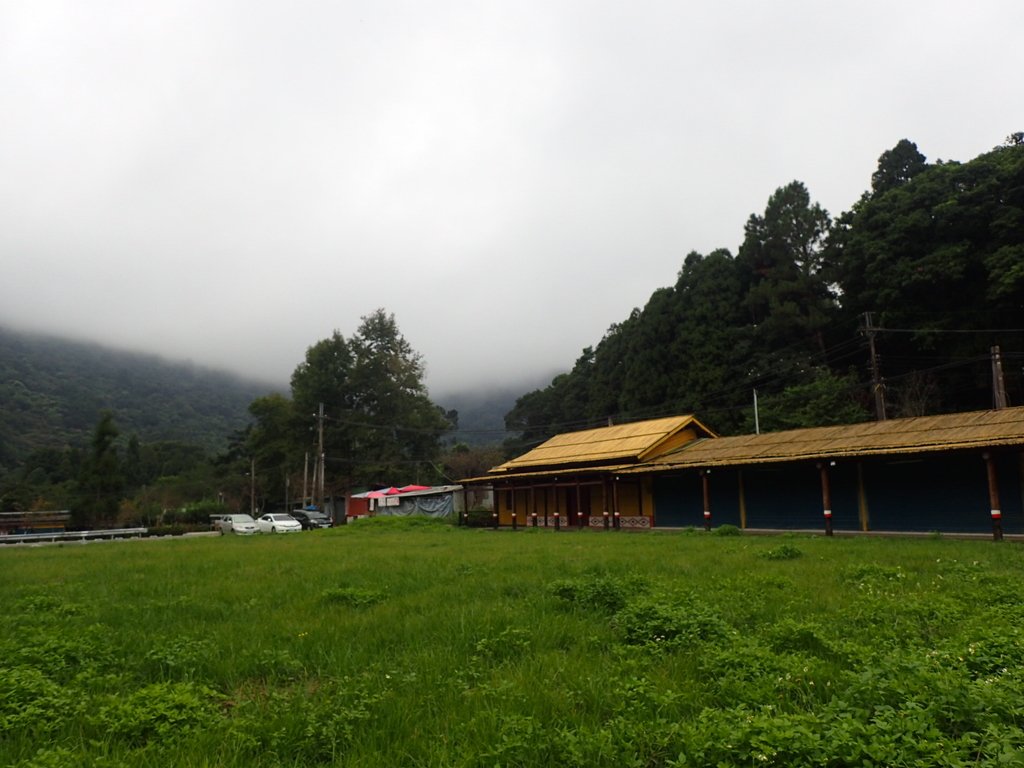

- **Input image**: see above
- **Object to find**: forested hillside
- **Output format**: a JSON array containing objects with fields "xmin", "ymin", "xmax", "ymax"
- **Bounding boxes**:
[
  {"xmin": 0, "ymin": 327, "xmax": 273, "ymax": 471},
  {"xmin": 506, "ymin": 136, "xmax": 1024, "ymax": 450}
]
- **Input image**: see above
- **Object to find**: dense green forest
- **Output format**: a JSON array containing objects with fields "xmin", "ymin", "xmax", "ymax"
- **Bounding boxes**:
[
  {"xmin": 0, "ymin": 330, "xmax": 278, "ymax": 522},
  {"xmin": 0, "ymin": 328, "xmax": 271, "ymax": 470},
  {"xmin": 505, "ymin": 136, "xmax": 1024, "ymax": 451}
]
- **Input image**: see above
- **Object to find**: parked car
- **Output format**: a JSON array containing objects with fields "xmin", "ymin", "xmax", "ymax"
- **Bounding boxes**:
[
  {"xmin": 256, "ymin": 513, "xmax": 302, "ymax": 534},
  {"xmin": 219, "ymin": 514, "xmax": 258, "ymax": 535},
  {"xmin": 290, "ymin": 508, "xmax": 332, "ymax": 530}
]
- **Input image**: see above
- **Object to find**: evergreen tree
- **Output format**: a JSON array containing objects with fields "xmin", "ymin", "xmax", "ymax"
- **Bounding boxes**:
[
  {"xmin": 247, "ymin": 393, "xmax": 300, "ymax": 505},
  {"xmin": 73, "ymin": 412, "xmax": 124, "ymax": 528},
  {"xmin": 345, "ymin": 309, "xmax": 455, "ymax": 484},
  {"xmin": 871, "ymin": 139, "xmax": 927, "ymax": 195},
  {"xmin": 737, "ymin": 181, "xmax": 835, "ymax": 356},
  {"xmin": 284, "ymin": 310, "xmax": 454, "ymax": 490}
]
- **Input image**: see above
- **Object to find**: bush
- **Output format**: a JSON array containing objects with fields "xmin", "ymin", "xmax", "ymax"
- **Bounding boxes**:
[
  {"xmin": 548, "ymin": 576, "xmax": 633, "ymax": 614},
  {"xmin": 712, "ymin": 524, "xmax": 741, "ymax": 536},
  {"xmin": 0, "ymin": 667, "xmax": 79, "ymax": 736},
  {"xmin": 92, "ymin": 682, "xmax": 221, "ymax": 747},
  {"xmin": 614, "ymin": 597, "xmax": 731, "ymax": 648},
  {"xmin": 760, "ymin": 544, "xmax": 803, "ymax": 560},
  {"xmin": 460, "ymin": 509, "xmax": 496, "ymax": 527},
  {"xmin": 166, "ymin": 500, "xmax": 229, "ymax": 526}
]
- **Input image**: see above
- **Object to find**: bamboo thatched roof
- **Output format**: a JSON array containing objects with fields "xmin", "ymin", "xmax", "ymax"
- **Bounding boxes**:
[
  {"xmin": 639, "ymin": 407, "xmax": 1024, "ymax": 470},
  {"xmin": 490, "ymin": 415, "xmax": 716, "ymax": 474}
]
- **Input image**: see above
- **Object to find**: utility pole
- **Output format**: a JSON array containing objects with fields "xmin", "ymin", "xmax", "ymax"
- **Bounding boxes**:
[
  {"xmin": 316, "ymin": 402, "xmax": 325, "ymax": 508},
  {"xmin": 250, "ymin": 457, "xmax": 256, "ymax": 516},
  {"xmin": 862, "ymin": 312, "xmax": 887, "ymax": 421},
  {"xmin": 753, "ymin": 389, "xmax": 760, "ymax": 434},
  {"xmin": 302, "ymin": 452, "xmax": 309, "ymax": 507},
  {"xmin": 991, "ymin": 345, "xmax": 1009, "ymax": 409}
]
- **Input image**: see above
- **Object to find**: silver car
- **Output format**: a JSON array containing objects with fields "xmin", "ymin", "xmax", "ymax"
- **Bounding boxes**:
[
  {"xmin": 256, "ymin": 513, "xmax": 303, "ymax": 534},
  {"xmin": 219, "ymin": 514, "xmax": 259, "ymax": 535}
]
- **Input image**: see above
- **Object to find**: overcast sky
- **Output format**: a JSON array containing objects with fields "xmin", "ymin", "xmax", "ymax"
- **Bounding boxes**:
[{"xmin": 2, "ymin": 1, "xmax": 1022, "ymax": 398}]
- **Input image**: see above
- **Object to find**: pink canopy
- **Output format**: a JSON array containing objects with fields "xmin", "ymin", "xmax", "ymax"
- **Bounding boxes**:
[{"xmin": 361, "ymin": 485, "xmax": 432, "ymax": 499}]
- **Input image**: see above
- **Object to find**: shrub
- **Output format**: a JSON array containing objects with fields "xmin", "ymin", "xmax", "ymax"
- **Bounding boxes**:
[
  {"xmin": 548, "ymin": 576, "xmax": 633, "ymax": 614},
  {"xmin": 92, "ymin": 681, "xmax": 221, "ymax": 747},
  {"xmin": 614, "ymin": 597, "xmax": 730, "ymax": 648},
  {"xmin": 144, "ymin": 637, "xmax": 213, "ymax": 680},
  {"xmin": 760, "ymin": 544, "xmax": 803, "ymax": 560},
  {"xmin": 0, "ymin": 667, "xmax": 79, "ymax": 736},
  {"xmin": 460, "ymin": 509, "xmax": 496, "ymax": 527},
  {"xmin": 712, "ymin": 524, "xmax": 741, "ymax": 536},
  {"xmin": 841, "ymin": 563, "xmax": 906, "ymax": 591},
  {"xmin": 767, "ymin": 619, "xmax": 843, "ymax": 661}
]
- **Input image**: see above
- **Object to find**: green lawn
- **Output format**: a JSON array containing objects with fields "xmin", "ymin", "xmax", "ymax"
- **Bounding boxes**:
[{"xmin": 3, "ymin": 519, "xmax": 1024, "ymax": 767}]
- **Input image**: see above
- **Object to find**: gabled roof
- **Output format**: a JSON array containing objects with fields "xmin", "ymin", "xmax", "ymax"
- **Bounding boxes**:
[
  {"xmin": 638, "ymin": 406, "xmax": 1024, "ymax": 470},
  {"xmin": 491, "ymin": 415, "xmax": 716, "ymax": 474}
]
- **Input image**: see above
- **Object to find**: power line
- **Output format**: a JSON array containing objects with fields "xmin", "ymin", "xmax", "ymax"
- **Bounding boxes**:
[{"xmin": 878, "ymin": 327, "xmax": 1024, "ymax": 335}]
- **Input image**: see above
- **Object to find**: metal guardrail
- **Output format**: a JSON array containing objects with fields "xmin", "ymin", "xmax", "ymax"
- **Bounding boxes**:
[{"xmin": 0, "ymin": 527, "xmax": 148, "ymax": 545}]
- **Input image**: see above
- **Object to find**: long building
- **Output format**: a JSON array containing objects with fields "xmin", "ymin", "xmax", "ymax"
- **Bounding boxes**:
[{"xmin": 460, "ymin": 407, "xmax": 1024, "ymax": 536}]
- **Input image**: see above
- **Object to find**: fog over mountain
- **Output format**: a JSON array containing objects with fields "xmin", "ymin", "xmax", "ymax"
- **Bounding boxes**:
[{"xmin": 3, "ymin": 2, "xmax": 1021, "ymax": 396}]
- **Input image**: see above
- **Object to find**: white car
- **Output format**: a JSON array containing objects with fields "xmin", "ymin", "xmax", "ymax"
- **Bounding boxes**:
[
  {"xmin": 219, "ymin": 514, "xmax": 258, "ymax": 535},
  {"xmin": 256, "ymin": 513, "xmax": 302, "ymax": 534}
]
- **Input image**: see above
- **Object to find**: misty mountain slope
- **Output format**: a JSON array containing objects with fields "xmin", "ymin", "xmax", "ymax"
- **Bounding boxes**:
[
  {"xmin": 0, "ymin": 327, "xmax": 276, "ymax": 469},
  {"xmin": 435, "ymin": 386, "xmax": 539, "ymax": 447}
]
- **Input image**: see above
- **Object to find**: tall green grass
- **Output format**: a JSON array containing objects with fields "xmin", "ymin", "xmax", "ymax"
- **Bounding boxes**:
[{"xmin": 3, "ymin": 521, "xmax": 1024, "ymax": 766}]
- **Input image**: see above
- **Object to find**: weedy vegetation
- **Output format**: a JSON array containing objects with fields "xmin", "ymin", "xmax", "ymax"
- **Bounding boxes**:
[{"xmin": 3, "ymin": 520, "xmax": 1024, "ymax": 766}]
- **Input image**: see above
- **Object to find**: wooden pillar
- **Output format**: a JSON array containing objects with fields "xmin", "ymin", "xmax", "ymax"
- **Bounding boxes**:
[
  {"xmin": 600, "ymin": 477, "xmax": 607, "ymax": 529},
  {"xmin": 530, "ymin": 485, "xmax": 537, "ymax": 528},
  {"xmin": 984, "ymin": 452, "xmax": 1003, "ymax": 541},
  {"xmin": 544, "ymin": 485, "xmax": 550, "ymax": 527},
  {"xmin": 613, "ymin": 476, "xmax": 621, "ymax": 530},
  {"xmin": 552, "ymin": 480, "xmax": 560, "ymax": 530},
  {"xmin": 856, "ymin": 463, "xmax": 870, "ymax": 532},
  {"xmin": 737, "ymin": 470, "xmax": 747, "ymax": 530},
  {"xmin": 576, "ymin": 478, "xmax": 583, "ymax": 528},
  {"xmin": 701, "ymin": 470, "xmax": 711, "ymax": 531},
  {"xmin": 818, "ymin": 462, "xmax": 833, "ymax": 537}
]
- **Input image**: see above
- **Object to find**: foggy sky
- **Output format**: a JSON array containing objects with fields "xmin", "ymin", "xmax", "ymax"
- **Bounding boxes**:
[{"xmin": 2, "ymin": 1, "xmax": 1022, "ymax": 398}]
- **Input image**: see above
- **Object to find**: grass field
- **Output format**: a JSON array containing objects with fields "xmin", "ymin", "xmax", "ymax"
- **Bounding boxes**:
[{"xmin": 3, "ymin": 519, "xmax": 1024, "ymax": 767}]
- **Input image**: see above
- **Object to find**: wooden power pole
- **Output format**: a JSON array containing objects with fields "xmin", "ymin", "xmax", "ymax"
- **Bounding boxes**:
[
  {"xmin": 991, "ymin": 345, "xmax": 1009, "ymax": 410},
  {"xmin": 862, "ymin": 312, "xmax": 887, "ymax": 421}
]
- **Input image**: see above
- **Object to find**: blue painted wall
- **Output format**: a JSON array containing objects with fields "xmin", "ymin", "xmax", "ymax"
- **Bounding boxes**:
[{"xmin": 651, "ymin": 449, "xmax": 1023, "ymax": 534}]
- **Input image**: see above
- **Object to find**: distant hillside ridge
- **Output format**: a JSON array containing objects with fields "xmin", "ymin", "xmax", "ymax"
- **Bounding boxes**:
[
  {"xmin": 0, "ymin": 326, "xmax": 278, "ymax": 469},
  {"xmin": 435, "ymin": 387, "xmax": 520, "ymax": 447}
]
